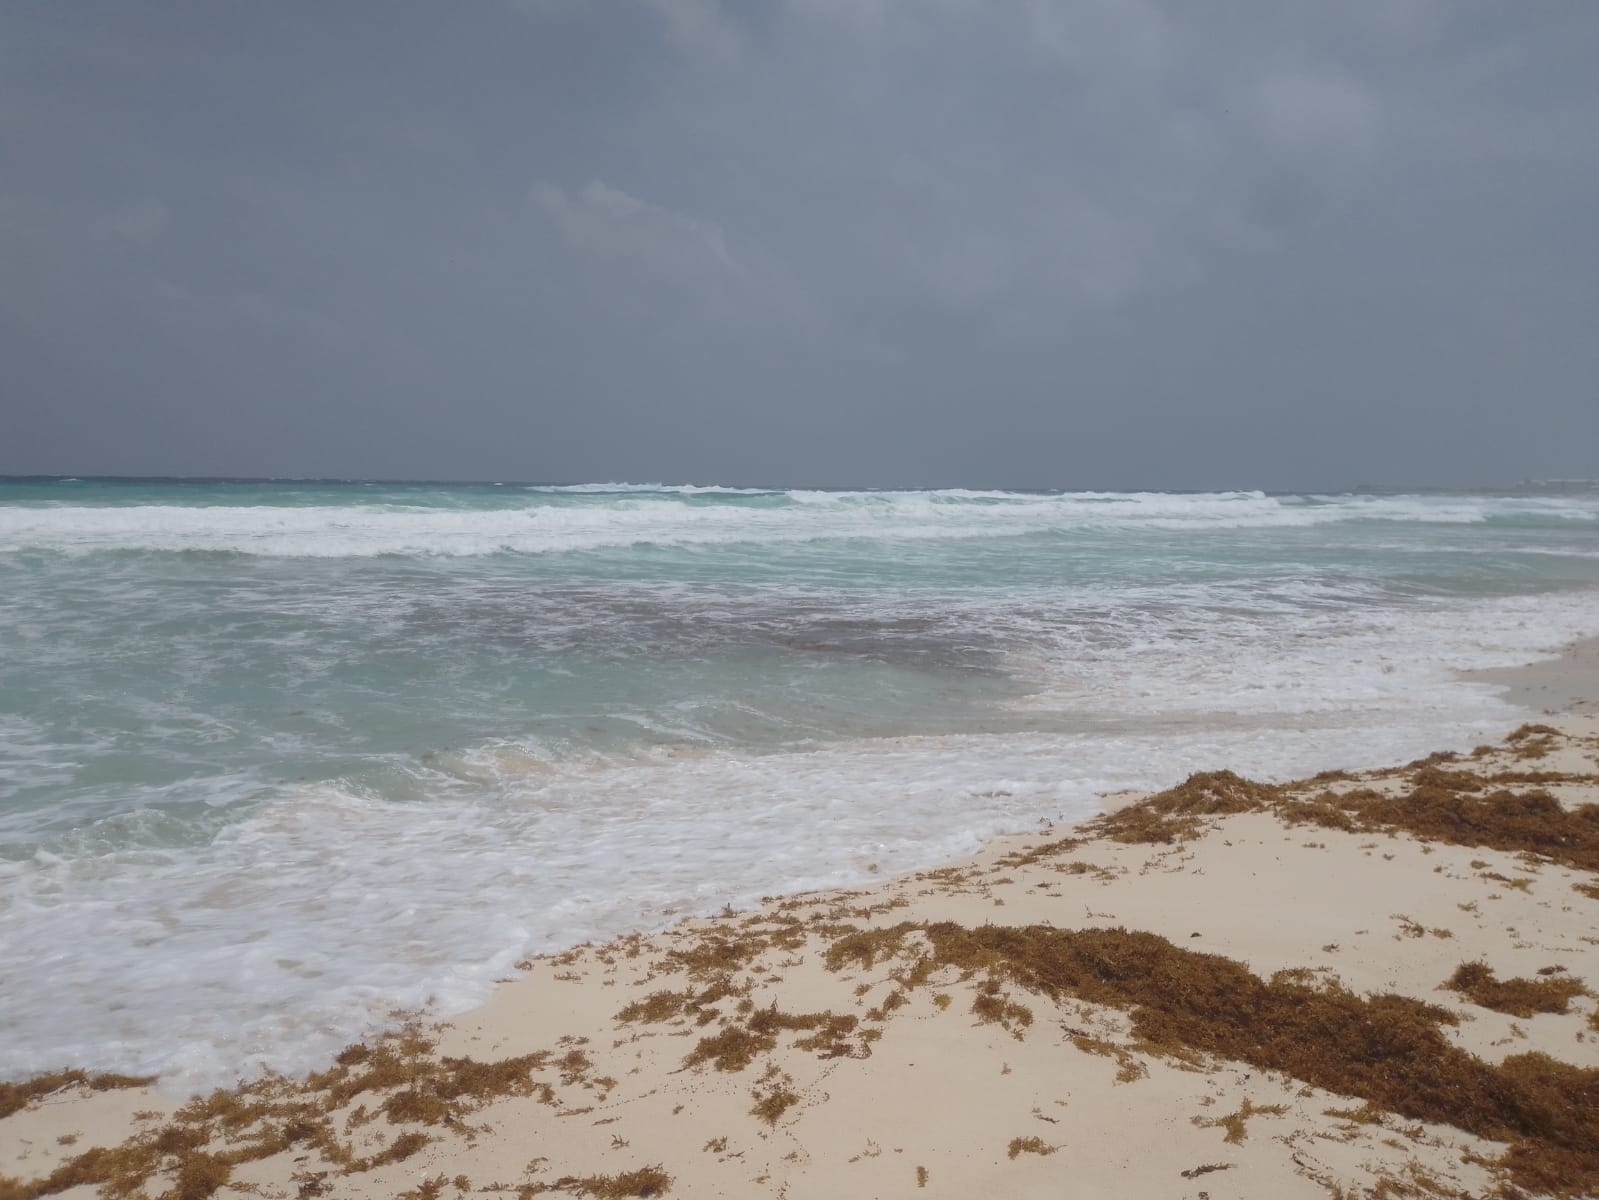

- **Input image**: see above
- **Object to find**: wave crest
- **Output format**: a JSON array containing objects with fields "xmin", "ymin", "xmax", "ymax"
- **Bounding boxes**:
[{"xmin": 1, "ymin": 488, "xmax": 1593, "ymax": 558}]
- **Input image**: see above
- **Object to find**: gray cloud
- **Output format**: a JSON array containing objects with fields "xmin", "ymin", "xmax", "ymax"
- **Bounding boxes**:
[
  {"xmin": 2, "ymin": 1, "xmax": 1596, "ymax": 487},
  {"xmin": 532, "ymin": 179, "xmax": 807, "ymax": 326}
]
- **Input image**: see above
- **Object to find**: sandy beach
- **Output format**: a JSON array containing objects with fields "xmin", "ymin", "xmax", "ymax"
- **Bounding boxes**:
[{"xmin": 5, "ymin": 647, "xmax": 1599, "ymax": 1200}]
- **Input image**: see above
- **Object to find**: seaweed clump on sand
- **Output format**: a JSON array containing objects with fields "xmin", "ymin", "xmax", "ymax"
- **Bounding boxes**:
[
  {"xmin": 615, "ymin": 974, "xmax": 748, "ymax": 1029},
  {"xmin": 1443, "ymin": 962, "xmax": 1590, "ymax": 1018},
  {"xmin": 0, "ymin": 1071, "xmax": 154, "ymax": 1121},
  {"xmin": 820, "ymin": 921, "xmax": 1599, "ymax": 1197},
  {"xmin": 1086, "ymin": 727, "xmax": 1599, "ymax": 876},
  {"xmin": 525, "ymin": 1166, "xmax": 673, "ymax": 1197},
  {"xmin": 749, "ymin": 1076, "xmax": 801, "ymax": 1126},
  {"xmin": 683, "ymin": 1006, "xmax": 867, "ymax": 1072},
  {"xmin": 1506, "ymin": 723, "xmax": 1562, "ymax": 759},
  {"xmin": 0, "ymin": 1026, "xmax": 603, "ymax": 1200},
  {"xmin": 1092, "ymin": 771, "xmax": 1285, "ymax": 844},
  {"xmin": 1006, "ymin": 1135, "xmax": 1055, "ymax": 1159},
  {"xmin": 1287, "ymin": 779, "xmax": 1599, "ymax": 872}
]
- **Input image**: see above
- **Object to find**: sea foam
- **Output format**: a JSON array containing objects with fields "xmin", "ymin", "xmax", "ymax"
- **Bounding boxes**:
[{"xmin": 1, "ymin": 488, "xmax": 1592, "ymax": 558}]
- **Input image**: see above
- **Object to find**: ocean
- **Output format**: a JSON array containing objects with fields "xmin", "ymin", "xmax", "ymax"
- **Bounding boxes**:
[{"xmin": 2, "ymin": 478, "xmax": 1596, "ymax": 1089}]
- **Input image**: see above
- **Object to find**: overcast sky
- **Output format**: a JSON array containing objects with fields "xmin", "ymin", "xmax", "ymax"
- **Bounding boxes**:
[{"xmin": 3, "ymin": 2, "xmax": 1596, "ymax": 489}]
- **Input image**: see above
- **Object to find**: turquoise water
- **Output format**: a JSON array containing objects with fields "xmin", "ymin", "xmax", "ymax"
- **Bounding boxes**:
[{"xmin": 2, "ymin": 478, "xmax": 1596, "ymax": 1086}]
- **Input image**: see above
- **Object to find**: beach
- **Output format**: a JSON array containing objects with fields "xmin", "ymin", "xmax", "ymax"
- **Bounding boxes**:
[
  {"xmin": 5, "ymin": 639, "xmax": 1598, "ymax": 1200},
  {"xmin": 6, "ymin": 481, "xmax": 1599, "ymax": 1091}
]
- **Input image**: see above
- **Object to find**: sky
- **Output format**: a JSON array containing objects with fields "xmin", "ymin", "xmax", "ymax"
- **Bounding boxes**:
[{"xmin": 2, "ymin": 1, "xmax": 1596, "ymax": 490}]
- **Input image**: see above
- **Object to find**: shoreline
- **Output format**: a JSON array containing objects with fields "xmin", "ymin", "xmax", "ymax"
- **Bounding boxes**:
[
  {"xmin": 7, "ymin": 480, "xmax": 1599, "ymax": 1095},
  {"xmin": 1460, "ymin": 633, "xmax": 1599, "ymax": 717},
  {"xmin": 3, "ymin": 645, "xmax": 1598, "ymax": 1197}
]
